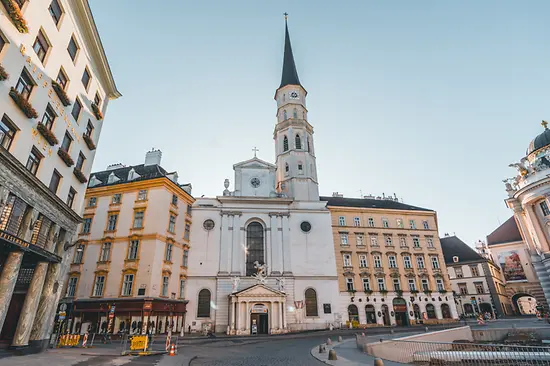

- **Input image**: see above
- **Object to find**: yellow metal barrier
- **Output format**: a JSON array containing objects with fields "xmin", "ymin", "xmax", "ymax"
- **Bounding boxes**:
[
  {"xmin": 130, "ymin": 335, "xmax": 148, "ymax": 351},
  {"xmin": 57, "ymin": 334, "xmax": 81, "ymax": 347}
]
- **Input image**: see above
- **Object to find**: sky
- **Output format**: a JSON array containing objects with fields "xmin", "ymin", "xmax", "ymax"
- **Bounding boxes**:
[{"xmin": 89, "ymin": 1, "xmax": 550, "ymax": 247}]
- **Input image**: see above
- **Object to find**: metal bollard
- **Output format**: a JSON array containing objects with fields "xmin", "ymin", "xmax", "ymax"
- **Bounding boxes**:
[
  {"xmin": 338, "ymin": 336, "xmax": 343, "ymax": 342},
  {"xmin": 362, "ymin": 343, "xmax": 368, "ymax": 353},
  {"xmin": 390, "ymin": 329, "xmax": 394, "ymax": 334},
  {"xmin": 425, "ymin": 326, "xmax": 429, "ymax": 332},
  {"xmin": 318, "ymin": 344, "xmax": 326, "ymax": 353},
  {"xmin": 328, "ymin": 349, "xmax": 337, "ymax": 360},
  {"xmin": 374, "ymin": 358, "xmax": 384, "ymax": 366},
  {"xmin": 327, "ymin": 337, "xmax": 332, "ymax": 345}
]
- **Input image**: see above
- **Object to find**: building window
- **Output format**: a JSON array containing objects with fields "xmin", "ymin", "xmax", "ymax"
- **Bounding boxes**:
[
  {"xmin": 356, "ymin": 235, "xmax": 364, "ymax": 246},
  {"xmin": 399, "ymin": 237, "xmax": 407, "ymax": 247},
  {"xmin": 67, "ymin": 35, "xmax": 79, "ymax": 61},
  {"xmin": 110, "ymin": 194, "xmax": 121, "ymax": 205},
  {"xmin": 423, "ymin": 220, "xmax": 429, "ymax": 229},
  {"xmin": 470, "ymin": 265, "xmax": 479, "ymax": 277},
  {"xmin": 161, "ymin": 276, "xmax": 169, "ymax": 297},
  {"xmin": 409, "ymin": 220, "xmax": 416, "ymax": 229},
  {"xmin": 421, "ymin": 279, "xmax": 429, "ymax": 291},
  {"xmin": 305, "ymin": 288, "xmax": 318, "ymax": 316},
  {"xmin": 168, "ymin": 215, "xmax": 176, "ymax": 233},
  {"xmin": 541, "ymin": 201, "xmax": 550, "ymax": 216},
  {"xmin": 165, "ymin": 243, "xmax": 173, "ymax": 262},
  {"xmin": 246, "ymin": 223, "xmax": 264, "ymax": 277},
  {"xmin": 128, "ymin": 240, "xmax": 139, "ymax": 260},
  {"xmin": 373, "ymin": 255, "xmax": 382, "ymax": 268},
  {"xmin": 172, "ymin": 194, "xmax": 178, "ymax": 206},
  {"xmin": 133, "ymin": 210, "xmax": 144, "ymax": 229},
  {"xmin": 107, "ymin": 214, "xmax": 118, "ymax": 231},
  {"xmin": 426, "ymin": 237, "xmax": 434, "ymax": 248},
  {"xmin": 297, "ymin": 163, "xmax": 303, "ymax": 173},
  {"xmin": 408, "ymin": 279, "xmax": 417, "ymax": 291},
  {"xmin": 0, "ymin": 115, "xmax": 17, "ymax": 150},
  {"xmin": 61, "ymin": 131, "xmax": 72, "ymax": 152},
  {"xmin": 82, "ymin": 217, "xmax": 92, "ymax": 233},
  {"xmin": 340, "ymin": 233, "xmax": 348, "ymax": 245},
  {"xmin": 93, "ymin": 275, "xmax": 105, "ymax": 297},
  {"xmin": 388, "ymin": 255, "xmax": 397, "ymax": 268},
  {"xmin": 343, "ymin": 254, "xmax": 352, "ymax": 267},
  {"xmin": 72, "ymin": 98, "xmax": 82, "ymax": 121},
  {"xmin": 49, "ymin": 169, "xmax": 62, "ymax": 193},
  {"xmin": 49, "ymin": 0, "xmax": 63, "ymax": 25},
  {"xmin": 382, "ymin": 218, "xmax": 389, "ymax": 228},
  {"xmin": 416, "ymin": 256, "xmax": 425, "ymax": 269},
  {"xmin": 455, "ymin": 267, "xmax": 463, "ymax": 278},
  {"xmin": 15, "ymin": 68, "xmax": 34, "ymax": 100},
  {"xmin": 370, "ymin": 236, "xmax": 378, "ymax": 246},
  {"xmin": 197, "ymin": 289, "xmax": 211, "ymax": 318},
  {"xmin": 283, "ymin": 135, "xmax": 288, "ymax": 151},
  {"xmin": 368, "ymin": 218, "xmax": 375, "ymax": 227},
  {"xmin": 475, "ymin": 282, "xmax": 484, "ymax": 294},
  {"xmin": 403, "ymin": 256, "xmax": 412, "ymax": 268},
  {"xmin": 0, "ymin": 35, "xmax": 4, "ymax": 52},
  {"xmin": 100, "ymin": 242, "xmax": 111, "ymax": 262},
  {"xmin": 184, "ymin": 223, "xmax": 190, "ymax": 240},
  {"xmin": 66, "ymin": 277, "xmax": 78, "ymax": 297},
  {"xmin": 66, "ymin": 187, "xmax": 76, "ymax": 208},
  {"xmin": 121, "ymin": 274, "xmax": 134, "ymax": 296},
  {"xmin": 87, "ymin": 197, "xmax": 97, "ymax": 207},
  {"xmin": 284, "ymin": 163, "xmax": 289, "ymax": 174},
  {"xmin": 393, "ymin": 278, "xmax": 401, "ymax": 291},
  {"xmin": 338, "ymin": 216, "xmax": 346, "ymax": 226},
  {"xmin": 362, "ymin": 278, "xmax": 371, "ymax": 291},
  {"xmin": 377, "ymin": 278, "xmax": 386, "ymax": 291},
  {"xmin": 346, "ymin": 278, "xmax": 354, "ymax": 291},
  {"xmin": 436, "ymin": 279, "xmax": 444, "ymax": 292},
  {"xmin": 82, "ymin": 68, "xmax": 91, "ymax": 89},
  {"xmin": 458, "ymin": 283, "xmax": 468, "ymax": 295},
  {"xmin": 75, "ymin": 152, "xmax": 85, "ymax": 171},
  {"xmin": 412, "ymin": 237, "xmax": 420, "ymax": 248},
  {"xmin": 85, "ymin": 121, "xmax": 94, "ymax": 139},
  {"xmin": 179, "ymin": 279, "xmax": 185, "ymax": 299},
  {"xmin": 295, "ymin": 134, "xmax": 301, "ymax": 149},
  {"xmin": 384, "ymin": 235, "xmax": 393, "ymax": 246},
  {"xmin": 353, "ymin": 217, "xmax": 360, "ymax": 226},
  {"xmin": 137, "ymin": 189, "xmax": 147, "ymax": 201},
  {"xmin": 56, "ymin": 68, "xmax": 68, "ymax": 89},
  {"xmin": 396, "ymin": 218, "xmax": 403, "ymax": 228},
  {"xmin": 431, "ymin": 256, "xmax": 440, "ymax": 269},
  {"xmin": 283, "ymin": 110, "xmax": 287, "ymax": 120},
  {"xmin": 73, "ymin": 244, "xmax": 84, "ymax": 264},
  {"xmin": 41, "ymin": 104, "xmax": 56, "ymax": 129},
  {"xmin": 183, "ymin": 249, "xmax": 189, "ymax": 267},
  {"xmin": 359, "ymin": 254, "xmax": 367, "ymax": 268},
  {"xmin": 94, "ymin": 92, "xmax": 102, "ymax": 108},
  {"xmin": 26, "ymin": 146, "xmax": 42, "ymax": 175},
  {"xmin": 33, "ymin": 30, "xmax": 49, "ymax": 63}
]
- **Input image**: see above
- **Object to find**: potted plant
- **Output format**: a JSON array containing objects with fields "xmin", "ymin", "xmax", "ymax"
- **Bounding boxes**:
[
  {"xmin": 36, "ymin": 122, "xmax": 58, "ymax": 146},
  {"xmin": 0, "ymin": 64, "xmax": 8, "ymax": 81},
  {"xmin": 395, "ymin": 289, "xmax": 404, "ymax": 297},
  {"xmin": 1, "ymin": 0, "xmax": 28, "ymax": 33},
  {"xmin": 51, "ymin": 81, "xmax": 71, "ymax": 106},
  {"xmin": 73, "ymin": 167, "xmax": 88, "ymax": 183},
  {"xmin": 380, "ymin": 289, "xmax": 388, "ymax": 296},
  {"xmin": 423, "ymin": 290, "xmax": 432, "ymax": 296},
  {"xmin": 82, "ymin": 133, "xmax": 96, "ymax": 150},
  {"xmin": 57, "ymin": 148, "xmax": 74, "ymax": 167},
  {"xmin": 347, "ymin": 289, "xmax": 357, "ymax": 295},
  {"xmin": 9, "ymin": 87, "xmax": 38, "ymax": 118},
  {"xmin": 91, "ymin": 103, "xmax": 103, "ymax": 120},
  {"xmin": 411, "ymin": 289, "xmax": 419, "ymax": 295},
  {"xmin": 439, "ymin": 290, "xmax": 447, "ymax": 294},
  {"xmin": 364, "ymin": 289, "xmax": 373, "ymax": 295}
]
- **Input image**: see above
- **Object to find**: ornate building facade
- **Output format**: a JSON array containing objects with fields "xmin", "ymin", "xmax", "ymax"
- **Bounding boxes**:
[
  {"xmin": 324, "ymin": 193, "xmax": 458, "ymax": 327},
  {"xmin": 0, "ymin": 0, "xmax": 119, "ymax": 353},
  {"xmin": 62, "ymin": 150, "xmax": 194, "ymax": 336}
]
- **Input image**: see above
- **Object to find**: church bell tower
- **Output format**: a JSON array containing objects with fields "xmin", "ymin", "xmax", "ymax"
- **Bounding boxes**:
[{"xmin": 274, "ymin": 15, "xmax": 320, "ymax": 201}]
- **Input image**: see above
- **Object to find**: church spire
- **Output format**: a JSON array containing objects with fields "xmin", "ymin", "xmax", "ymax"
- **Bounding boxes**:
[{"xmin": 279, "ymin": 14, "xmax": 302, "ymax": 89}]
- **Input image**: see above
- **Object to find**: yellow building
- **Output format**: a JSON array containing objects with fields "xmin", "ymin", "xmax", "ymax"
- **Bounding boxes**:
[
  {"xmin": 321, "ymin": 193, "xmax": 458, "ymax": 327},
  {"xmin": 61, "ymin": 149, "xmax": 194, "ymax": 336}
]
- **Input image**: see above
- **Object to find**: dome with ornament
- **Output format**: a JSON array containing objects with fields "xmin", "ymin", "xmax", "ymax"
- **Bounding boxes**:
[{"xmin": 527, "ymin": 120, "xmax": 550, "ymax": 156}]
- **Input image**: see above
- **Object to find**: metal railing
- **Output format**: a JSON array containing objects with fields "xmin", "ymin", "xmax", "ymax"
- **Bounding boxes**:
[{"xmin": 370, "ymin": 339, "xmax": 550, "ymax": 365}]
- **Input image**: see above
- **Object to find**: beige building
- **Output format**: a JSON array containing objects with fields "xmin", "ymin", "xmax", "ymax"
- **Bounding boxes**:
[
  {"xmin": 62, "ymin": 150, "xmax": 194, "ymax": 336},
  {"xmin": 322, "ymin": 193, "xmax": 458, "ymax": 327},
  {"xmin": 0, "ymin": 0, "xmax": 119, "ymax": 353}
]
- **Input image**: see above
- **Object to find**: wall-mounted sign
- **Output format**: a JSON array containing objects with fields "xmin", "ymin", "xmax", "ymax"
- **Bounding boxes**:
[{"xmin": 251, "ymin": 304, "xmax": 267, "ymax": 314}]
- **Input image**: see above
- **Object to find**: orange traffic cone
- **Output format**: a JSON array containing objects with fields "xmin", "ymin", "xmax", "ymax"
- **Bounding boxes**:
[{"xmin": 169, "ymin": 343, "xmax": 176, "ymax": 356}]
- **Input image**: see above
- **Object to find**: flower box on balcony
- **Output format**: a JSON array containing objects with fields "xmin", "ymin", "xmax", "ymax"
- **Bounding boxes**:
[
  {"xmin": 57, "ymin": 148, "xmax": 74, "ymax": 167},
  {"xmin": 51, "ymin": 81, "xmax": 71, "ymax": 106},
  {"xmin": 9, "ymin": 87, "xmax": 38, "ymax": 118},
  {"xmin": 1, "ymin": 0, "xmax": 28, "ymax": 33},
  {"xmin": 36, "ymin": 122, "xmax": 58, "ymax": 146},
  {"xmin": 91, "ymin": 103, "xmax": 103, "ymax": 120},
  {"xmin": 82, "ymin": 133, "xmax": 96, "ymax": 150},
  {"xmin": 73, "ymin": 167, "xmax": 88, "ymax": 183},
  {"xmin": 0, "ymin": 64, "xmax": 8, "ymax": 81}
]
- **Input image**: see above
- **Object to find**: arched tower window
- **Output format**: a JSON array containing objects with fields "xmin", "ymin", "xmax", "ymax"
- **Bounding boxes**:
[
  {"xmin": 283, "ymin": 135, "xmax": 289, "ymax": 151},
  {"xmin": 297, "ymin": 161, "xmax": 304, "ymax": 174},
  {"xmin": 283, "ymin": 110, "xmax": 287, "ymax": 120},
  {"xmin": 197, "ymin": 289, "xmax": 211, "ymax": 318},
  {"xmin": 305, "ymin": 288, "xmax": 318, "ymax": 316},
  {"xmin": 295, "ymin": 134, "xmax": 302, "ymax": 149},
  {"xmin": 293, "ymin": 108, "xmax": 297, "ymax": 119},
  {"xmin": 246, "ymin": 222, "xmax": 264, "ymax": 276},
  {"xmin": 285, "ymin": 163, "xmax": 289, "ymax": 175},
  {"xmin": 307, "ymin": 136, "xmax": 311, "ymax": 152}
]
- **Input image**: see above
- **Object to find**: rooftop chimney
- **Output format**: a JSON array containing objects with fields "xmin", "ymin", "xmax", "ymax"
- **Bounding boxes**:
[
  {"xmin": 332, "ymin": 192, "xmax": 344, "ymax": 198},
  {"xmin": 145, "ymin": 148, "xmax": 162, "ymax": 166}
]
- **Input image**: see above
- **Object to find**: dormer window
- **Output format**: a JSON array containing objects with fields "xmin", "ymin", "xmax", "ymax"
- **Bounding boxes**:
[
  {"xmin": 107, "ymin": 172, "xmax": 119, "ymax": 184},
  {"xmin": 453, "ymin": 256, "xmax": 459, "ymax": 263}
]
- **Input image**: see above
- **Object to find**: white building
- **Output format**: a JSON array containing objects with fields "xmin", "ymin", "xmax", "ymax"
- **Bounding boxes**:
[
  {"xmin": 0, "ymin": 0, "xmax": 119, "ymax": 353},
  {"xmin": 185, "ymin": 18, "xmax": 339, "ymax": 335}
]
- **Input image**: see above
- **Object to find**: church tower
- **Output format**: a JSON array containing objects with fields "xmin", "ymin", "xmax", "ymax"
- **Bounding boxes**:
[{"xmin": 274, "ymin": 16, "xmax": 320, "ymax": 201}]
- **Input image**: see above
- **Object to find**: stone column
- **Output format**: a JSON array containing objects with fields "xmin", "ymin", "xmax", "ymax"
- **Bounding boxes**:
[
  {"xmin": 245, "ymin": 302, "xmax": 250, "ymax": 332},
  {"xmin": 435, "ymin": 304, "xmax": 443, "ymax": 320},
  {"xmin": 239, "ymin": 225, "xmax": 245, "ymax": 275},
  {"xmin": 281, "ymin": 214, "xmax": 292, "ymax": 275},
  {"xmin": 219, "ymin": 213, "xmax": 229, "ymax": 275},
  {"xmin": 229, "ymin": 298, "xmax": 235, "ymax": 331},
  {"xmin": 278, "ymin": 301, "xmax": 283, "ymax": 329},
  {"xmin": 282, "ymin": 302, "xmax": 287, "ymax": 329},
  {"xmin": 265, "ymin": 226, "xmax": 271, "ymax": 274},
  {"xmin": 375, "ymin": 304, "xmax": 384, "ymax": 325},
  {"xmin": 0, "ymin": 251, "xmax": 24, "ymax": 333}
]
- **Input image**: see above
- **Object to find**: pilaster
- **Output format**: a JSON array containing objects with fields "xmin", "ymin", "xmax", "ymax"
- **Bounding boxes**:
[
  {"xmin": 281, "ymin": 213, "xmax": 292, "ymax": 275},
  {"xmin": 269, "ymin": 213, "xmax": 281, "ymax": 275},
  {"xmin": 219, "ymin": 213, "xmax": 229, "ymax": 275}
]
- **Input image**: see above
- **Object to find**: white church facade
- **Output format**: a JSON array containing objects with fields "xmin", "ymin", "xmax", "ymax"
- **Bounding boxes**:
[{"xmin": 185, "ymin": 18, "xmax": 340, "ymax": 334}]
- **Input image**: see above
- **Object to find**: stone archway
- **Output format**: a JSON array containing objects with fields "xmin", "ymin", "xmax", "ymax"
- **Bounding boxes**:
[
  {"xmin": 393, "ymin": 298, "xmax": 409, "ymax": 326},
  {"xmin": 348, "ymin": 304, "xmax": 359, "ymax": 323},
  {"xmin": 381, "ymin": 304, "xmax": 390, "ymax": 326},
  {"xmin": 512, "ymin": 293, "xmax": 538, "ymax": 315}
]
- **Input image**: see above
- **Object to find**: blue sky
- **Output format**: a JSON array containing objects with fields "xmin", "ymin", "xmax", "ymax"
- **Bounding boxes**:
[{"xmin": 90, "ymin": 1, "xmax": 550, "ymax": 246}]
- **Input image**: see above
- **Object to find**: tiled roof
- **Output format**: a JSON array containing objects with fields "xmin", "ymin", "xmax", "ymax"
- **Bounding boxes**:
[
  {"xmin": 486, "ymin": 216, "xmax": 523, "ymax": 246},
  {"xmin": 440, "ymin": 235, "xmax": 484, "ymax": 264},
  {"xmin": 320, "ymin": 196, "xmax": 433, "ymax": 212}
]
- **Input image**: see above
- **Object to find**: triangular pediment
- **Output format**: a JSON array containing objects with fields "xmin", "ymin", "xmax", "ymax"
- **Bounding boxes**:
[
  {"xmin": 232, "ymin": 284, "xmax": 286, "ymax": 297},
  {"xmin": 233, "ymin": 157, "xmax": 276, "ymax": 170}
]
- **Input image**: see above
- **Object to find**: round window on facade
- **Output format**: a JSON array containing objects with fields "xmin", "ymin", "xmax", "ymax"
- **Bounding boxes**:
[
  {"xmin": 300, "ymin": 221, "xmax": 312, "ymax": 233},
  {"xmin": 203, "ymin": 219, "xmax": 215, "ymax": 231}
]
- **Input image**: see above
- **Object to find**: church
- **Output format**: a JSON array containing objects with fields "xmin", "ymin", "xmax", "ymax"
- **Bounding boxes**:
[{"xmin": 185, "ymin": 18, "xmax": 340, "ymax": 334}]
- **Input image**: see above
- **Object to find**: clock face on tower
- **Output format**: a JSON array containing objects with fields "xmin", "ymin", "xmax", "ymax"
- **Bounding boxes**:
[
  {"xmin": 289, "ymin": 91, "xmax": 299, "ymax": 99},
  {"xmin": 250, "ymin": 177, "xmax": 261, "ymax": 188}
]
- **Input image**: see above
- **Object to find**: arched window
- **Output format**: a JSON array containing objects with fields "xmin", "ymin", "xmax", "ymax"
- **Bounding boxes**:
[
  {"xmin": 197, "ymin": 289, "xmax": 211, "ymax": 318},
  {"xmin": 283, "ymin": 135, "xmax": 288, "ymax": 151},
  {"xmin": 307, "ymin": 137, "xmax": 311, "ymax": 152},
  {"xmin": 285, "ymin": 163, "xmax": 289, "ymax": 173},
  {"xmin": 441, "ymin": 303, "xmax": 451, "ymax": 319},
  {"xmin": 283, "ymin": 110, "xmax": 287, "ymax": 120},
  {"xmin": 305, "ymin": 288, "xmax": 318, "ymax": 316},
  {"xmin": 295, "ymin": 134, "xmax": 302, "ymax": 149},
  {"xmin": 426, "ymin": 304, "xmax": 436, "ymax": 319},
  {"xmin": 348, "ymin": 304, "xmax": 359, "ymax": 322},
  {"xmin": 365, "ymin": 305, "xmax": 376, "ymax": 324},
  {"xmin": 413, "ymin": 304, "xmax": 421, "ymax": 320},
  {"xmin": 246, "ymin": 222, "xmax": 264, "ymax": 276},
  {"xmin": 463, "ymin": 303, "xmax": 474, "ymax": 315},
  {"xmin": 293, "ymin": 108, "xmax": 297, "ymax": 119}
]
